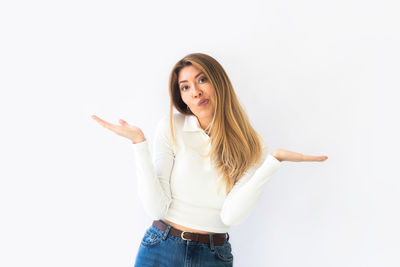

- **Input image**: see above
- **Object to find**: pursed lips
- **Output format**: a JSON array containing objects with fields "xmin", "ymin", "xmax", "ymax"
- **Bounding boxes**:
[{"xmin": 198, "ymin": 99, "xmax": 209, "ymax": 106}]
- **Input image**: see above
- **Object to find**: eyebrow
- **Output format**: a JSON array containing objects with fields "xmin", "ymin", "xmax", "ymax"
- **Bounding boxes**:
[{"xmin": 179, "ymin": 72, "xmax": 204, "ymax": 84}]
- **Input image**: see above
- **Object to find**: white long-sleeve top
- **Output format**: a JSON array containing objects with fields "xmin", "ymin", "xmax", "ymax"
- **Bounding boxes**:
[{"xmin": 132, "ymin": 113, "xmax": 281, "ymax": 233}]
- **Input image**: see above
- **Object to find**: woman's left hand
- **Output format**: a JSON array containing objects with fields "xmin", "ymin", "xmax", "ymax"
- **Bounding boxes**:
[{"xmin": 272, "ymin": 149, "xmax": 328, "ymax": 162}]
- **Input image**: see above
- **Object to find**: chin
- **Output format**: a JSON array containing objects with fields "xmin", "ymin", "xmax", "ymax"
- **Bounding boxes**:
[{"xmin": 196, "ymin": 111, "xmax": 213, "ymax": 118}]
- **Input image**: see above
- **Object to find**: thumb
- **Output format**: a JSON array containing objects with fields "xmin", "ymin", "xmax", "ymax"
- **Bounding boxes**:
[{"xmin": 119, "ymin": 119, "xmax": 127, "ymax": 125}]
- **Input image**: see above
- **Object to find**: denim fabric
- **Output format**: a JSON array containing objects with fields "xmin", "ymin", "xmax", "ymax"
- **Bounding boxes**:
[{"xmin": 134, "ymin": 220, "xmax": 233, "ymax": 266}]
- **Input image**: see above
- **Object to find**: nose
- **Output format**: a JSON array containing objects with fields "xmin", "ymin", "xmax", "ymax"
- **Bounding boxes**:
[{"xmin": 191, "ymin": 84, "xmax": 202, "ymax": 98}]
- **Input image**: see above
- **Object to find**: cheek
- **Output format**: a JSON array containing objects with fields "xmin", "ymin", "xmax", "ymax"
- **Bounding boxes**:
[
  {"xmin": 180, "ymin": 94, "xmax": 187, "ymax": 104},
  {"xmin": 181, "ymin": 95, "xmax": 191, "ymax": 108},
  {"xmin": 206, "ymin": 85, "xmax": 216, "ymax": 96},
  {"xmin": 209, "ymin": 88, "xmax": 216, "ymax": 101}
]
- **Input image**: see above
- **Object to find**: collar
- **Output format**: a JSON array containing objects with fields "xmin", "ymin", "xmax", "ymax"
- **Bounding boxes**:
[{"xmin": 183, "ymin": 115, "xmax": 204, "ymax": 132}]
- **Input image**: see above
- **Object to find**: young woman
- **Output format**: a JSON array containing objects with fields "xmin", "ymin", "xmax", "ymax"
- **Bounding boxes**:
[{"xmin": 91, "ymin": 53, "xmax": 328, "ymax": 266}]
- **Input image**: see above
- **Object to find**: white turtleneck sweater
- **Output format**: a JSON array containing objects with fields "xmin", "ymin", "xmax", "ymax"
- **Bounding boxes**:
[{"xmin": 132, "ymin": 113, "xmax": 281, "ymax": 233}]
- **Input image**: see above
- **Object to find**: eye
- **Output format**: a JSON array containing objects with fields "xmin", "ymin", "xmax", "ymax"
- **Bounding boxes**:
[
  {"xmin": 199, "ymin": 77, "xmax": 207, "ymax": 83},
  {"xmin": 180, "ymin": 77, "xmax": 207, "ymax": 91}
]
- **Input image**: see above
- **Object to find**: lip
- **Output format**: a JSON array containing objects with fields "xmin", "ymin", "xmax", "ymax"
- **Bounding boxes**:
[{"xmin": 198, "ymin": 99, "xmax": 209, "ymax": 106}]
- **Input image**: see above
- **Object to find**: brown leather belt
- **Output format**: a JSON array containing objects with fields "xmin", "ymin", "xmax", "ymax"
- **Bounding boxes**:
[{"xmin": 152, "ymin": 220, "xmax": 228, "ymax": 246}]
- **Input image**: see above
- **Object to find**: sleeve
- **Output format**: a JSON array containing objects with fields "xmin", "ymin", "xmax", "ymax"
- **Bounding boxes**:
[
  {"xmin": 220, "ymin": 144, "xmax": 281, "ymax": 226},
  {"xmin": 131, "ymin": 115, "xmax": 175, "ymax": 220}
]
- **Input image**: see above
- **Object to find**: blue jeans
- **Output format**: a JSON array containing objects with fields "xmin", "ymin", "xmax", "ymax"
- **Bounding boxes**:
[{"xmin": 134, "ymin": 219, "xmax": 233, "ymax": 266}]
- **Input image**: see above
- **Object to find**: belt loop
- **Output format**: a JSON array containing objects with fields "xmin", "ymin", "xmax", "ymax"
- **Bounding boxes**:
[
  {"xmin": 226, "ymin": 232, "xmax": 230, "ymax": 241},
  {"xmin": 162, "ymin": 225, "xmax": 171, "ymax": 240},
  {"xmin": 209, "ymin": 234, "xmax": 215, "ymax": 251}
]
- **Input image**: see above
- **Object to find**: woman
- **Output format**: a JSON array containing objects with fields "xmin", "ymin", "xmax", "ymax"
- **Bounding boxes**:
[{"xmin": 91, "ymin": 53, "xmax": 328, "ymax": 266}]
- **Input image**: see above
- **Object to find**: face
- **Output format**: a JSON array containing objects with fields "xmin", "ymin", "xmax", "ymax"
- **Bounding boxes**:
[{"xmin": 178, "ymin": 65, "xmax": 216, "ymax": 126}]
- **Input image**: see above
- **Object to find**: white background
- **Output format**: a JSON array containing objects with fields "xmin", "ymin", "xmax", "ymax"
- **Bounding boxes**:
[{"xmin": 1, "ymin": 0, "xmax": 399, "ymax": 266}]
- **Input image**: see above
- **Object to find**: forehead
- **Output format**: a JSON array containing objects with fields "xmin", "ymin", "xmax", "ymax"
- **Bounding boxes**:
[{"xmin": 178, "ymin": 65, "xmax": 202, "ymax": 80}]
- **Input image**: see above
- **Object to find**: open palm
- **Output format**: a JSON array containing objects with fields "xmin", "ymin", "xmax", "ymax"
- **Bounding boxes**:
[
  {"xmin": 273, "ymin": 149, "xmax": 328, "ymax": 162},
  {"xmin": 91, "ymin": 115, "xmax": 146, "ymax": 144}
]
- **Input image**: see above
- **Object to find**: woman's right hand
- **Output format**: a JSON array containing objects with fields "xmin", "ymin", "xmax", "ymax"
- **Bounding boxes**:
[{"xmin": 91, "ymin": 115, "xmax": 146, "ymax": 144}]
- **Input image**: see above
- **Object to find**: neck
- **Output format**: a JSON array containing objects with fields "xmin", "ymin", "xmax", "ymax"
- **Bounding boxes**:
[{"xmin": 197, "ymin": 116, "xmax": 212, "ymax": 135}]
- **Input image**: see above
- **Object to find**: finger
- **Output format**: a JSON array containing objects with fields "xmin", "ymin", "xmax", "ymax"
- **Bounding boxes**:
[
  {"xmin": 319, "ymin": 156, "xmax": 328, "ymax": 161},
  {"xmin": 92, "ymin": 115, "xmax": 109, "ymax": 126},
  {"xmin": 303, "ymin": 155, "xmax": 328, "ymax": 162},
  {"xmin": 91, "ymin": 115, "xmax": 119, "ymax": 132}
]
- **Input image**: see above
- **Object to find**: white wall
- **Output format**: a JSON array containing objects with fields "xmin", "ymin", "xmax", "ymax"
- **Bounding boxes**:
[{"xmin": 1, "ymin": 0, "xmax": 399, "ymax": 266}]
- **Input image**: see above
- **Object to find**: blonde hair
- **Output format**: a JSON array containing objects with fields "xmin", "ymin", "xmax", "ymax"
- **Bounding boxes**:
[{"xmin": 168, "ymin": 53, "xmax": 265, "ymax": 195}]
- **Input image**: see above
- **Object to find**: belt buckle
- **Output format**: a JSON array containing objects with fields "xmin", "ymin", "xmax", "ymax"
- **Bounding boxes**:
[{"xmin": 181, "ymin": 231, "xmax": 192, "ymax": 241}]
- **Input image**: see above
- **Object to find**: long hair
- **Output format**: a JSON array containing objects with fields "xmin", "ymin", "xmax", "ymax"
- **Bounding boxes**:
[{"xmin": 168, "ymin": 52, "xmax": 265, "ymax": 195}]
